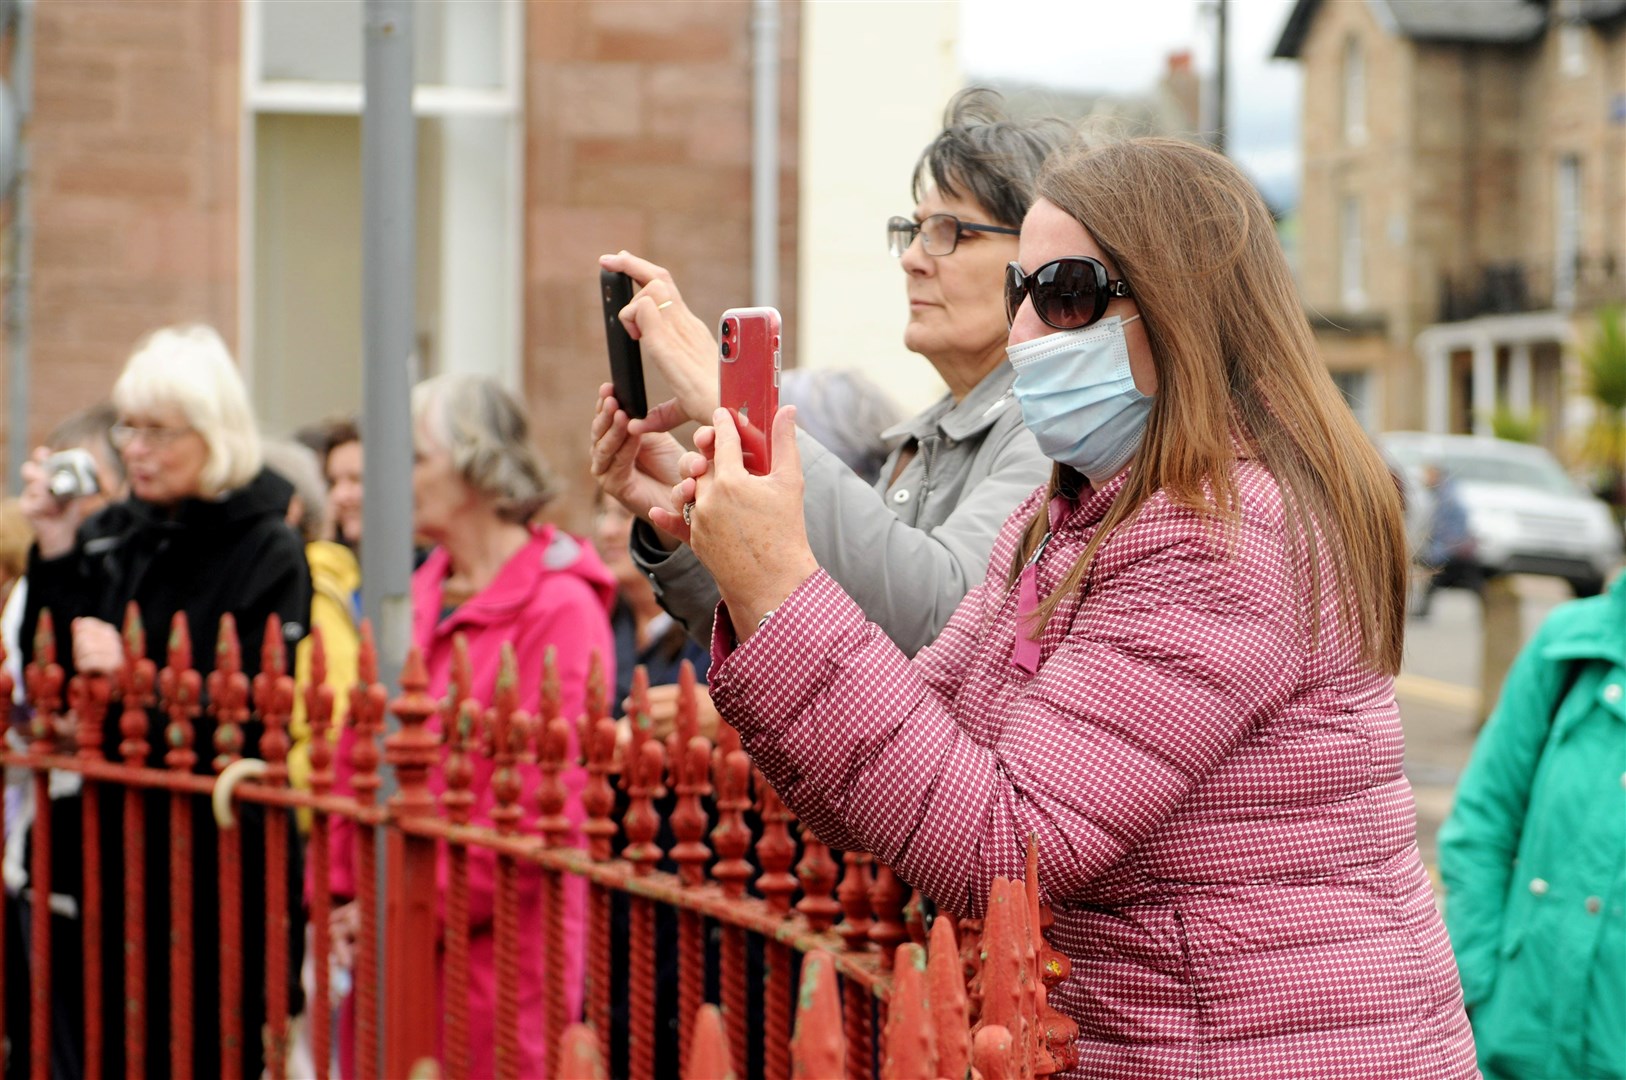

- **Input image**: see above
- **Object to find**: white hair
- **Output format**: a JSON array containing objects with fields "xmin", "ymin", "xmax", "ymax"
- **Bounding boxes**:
[
  {"xmin": 111, "ymin": 324, "xmax": 262, "ymax": 497},
  {"xmin": 411, "ymin": 372, "xmax": 553, "ymax": 524}
]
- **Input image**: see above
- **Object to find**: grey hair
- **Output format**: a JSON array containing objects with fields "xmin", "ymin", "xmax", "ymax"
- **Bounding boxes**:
[
  {"xmin": 111, "ymin": 324, "xmax": 262, "ymax": 497},
  {"xmin": 779, "ymin": 369, "xmax": 904, "ymax": 486},
  {"xmin": 411, "ymin": 373, "xmax": 554, "ymax": 524},
  {"xmin": 911, "ymin": 88, "xmax": 1074, "ymax": 228},
  {"xmin": 261, "ymin": 438, "xmax": 327, "ymax": 544}
]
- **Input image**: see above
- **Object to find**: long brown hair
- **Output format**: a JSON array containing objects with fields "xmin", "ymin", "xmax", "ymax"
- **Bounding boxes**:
[{"xmin": 1009, "ymin": 138, "xmax": 1407, "ymax": 674}]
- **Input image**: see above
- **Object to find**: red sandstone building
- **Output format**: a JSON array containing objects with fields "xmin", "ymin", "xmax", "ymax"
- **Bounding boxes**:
[{"xmin": 0, "ymin": 0, "xmax": 802, "ymax": 524}]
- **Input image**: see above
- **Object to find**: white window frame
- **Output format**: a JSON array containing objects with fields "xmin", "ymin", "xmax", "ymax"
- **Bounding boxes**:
[
  {"xmin": 1340, "ymin": 196, "xmax": 1366, "ymax": 311},
  {"xmin": 1342, "ymin": 36, "xmax": 1366, "ymax": 145},
  {"xmin": 237, "ymin": 0, "xmax": 526, "ymax": 389}
]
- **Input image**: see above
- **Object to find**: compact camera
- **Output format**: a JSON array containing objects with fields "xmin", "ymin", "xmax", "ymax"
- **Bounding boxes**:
[{"xmin": 44, "ymin": 448, "xmax": 101, "ymax": 503}]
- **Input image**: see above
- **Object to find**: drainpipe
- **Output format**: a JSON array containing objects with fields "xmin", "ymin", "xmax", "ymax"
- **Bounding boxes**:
[
  {"xmin": 751, "ymin": 0, "xmax": 779, "ymax": 308},
  {"xmin": 5, "ymin": 0, "xmax": 32, "ymax": 492},
  {"xmin": 361, "ymin": 2, "xmax": 417, "ymax": 1065}
]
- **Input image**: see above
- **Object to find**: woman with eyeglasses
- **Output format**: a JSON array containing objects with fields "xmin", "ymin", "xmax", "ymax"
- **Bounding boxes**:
[
  {"xmin": 18, "ymin": 324, "xmax": 311, "ymax": 1080},
  {"xmin": 592, "ymin": 89, "xmax": 1060, "ymax": 659},
  {"xmin": 658, "ymin": 138, "xmax": 1478, "ymax": 1075}
]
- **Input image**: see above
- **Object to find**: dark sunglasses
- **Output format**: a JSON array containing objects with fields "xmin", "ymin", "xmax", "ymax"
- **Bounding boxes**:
[
  {"xmin": 1005, "ymin": 257, "xmax": 1133, "ymax": 330},
  {"xmin": 887, "ymin": 213, "xmax": 1020, "ymax": 257}
]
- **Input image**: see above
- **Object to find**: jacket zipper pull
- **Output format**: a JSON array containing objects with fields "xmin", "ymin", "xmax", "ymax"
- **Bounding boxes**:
[{"xmin": 1012, "ymin": 530, "xmax": 1050, "ymax": 674}]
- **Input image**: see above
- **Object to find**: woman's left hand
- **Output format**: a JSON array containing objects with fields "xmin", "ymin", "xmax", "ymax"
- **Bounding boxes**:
[{"xmin": 650, "ymin": 407, "xmax": 819, "ymax": 641}]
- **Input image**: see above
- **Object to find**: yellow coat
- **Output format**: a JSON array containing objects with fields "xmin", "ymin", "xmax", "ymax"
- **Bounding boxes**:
[{"xmin": 288, "ymin": 540, "xmax": 361, "ymax": 829}]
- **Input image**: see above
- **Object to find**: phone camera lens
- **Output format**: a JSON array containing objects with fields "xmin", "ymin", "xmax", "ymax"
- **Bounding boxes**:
[
  {"xmin": 722, "ymin": 321, "xmax": 734, "ymax": 337},
  {"xmin": 721, "ymin": 340, "xmax": 732, "ymax": 358}
]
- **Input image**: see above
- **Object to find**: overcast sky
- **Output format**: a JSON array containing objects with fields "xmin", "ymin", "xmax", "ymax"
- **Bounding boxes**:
[{"xmin": 959, "ymin": 0, "xmax": 1303, "ymax": 209}]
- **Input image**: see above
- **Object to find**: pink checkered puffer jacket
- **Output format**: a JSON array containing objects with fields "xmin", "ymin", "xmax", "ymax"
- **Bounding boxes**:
[{"xmin": 710, "ymin": 459, "xmax": 1479, "ymax": 1079}]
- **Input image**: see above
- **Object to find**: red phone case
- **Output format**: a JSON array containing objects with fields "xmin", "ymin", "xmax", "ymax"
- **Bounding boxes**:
[{"xmin": 718, "ymin": 306, "xmax": 781, "ymax": 475}]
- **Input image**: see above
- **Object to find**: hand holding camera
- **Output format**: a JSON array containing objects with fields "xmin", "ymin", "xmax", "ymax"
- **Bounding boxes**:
[{"xmin": 19, "ymin": 445, "xmax": 104, "ymax": 560}]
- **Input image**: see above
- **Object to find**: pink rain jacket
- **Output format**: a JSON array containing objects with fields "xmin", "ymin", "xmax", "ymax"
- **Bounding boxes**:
[
  {"xmin": 328, "ymin": 524, "xmax": 615, "ymax": 1079},
  {"xmin": 710, "ymin": 460, "xmax": 1479, "ymax": 1079}
]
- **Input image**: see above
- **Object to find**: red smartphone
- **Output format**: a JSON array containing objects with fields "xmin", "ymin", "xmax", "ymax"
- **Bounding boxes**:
[{"xmin": 718, "ymin": 306, "xmax": 781, "ymax": 475}]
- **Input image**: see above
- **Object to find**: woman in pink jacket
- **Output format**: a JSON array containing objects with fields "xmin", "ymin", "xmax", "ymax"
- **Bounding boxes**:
[
  {"xmin": 328, "ymin": 374, "xmax": 615, "ymax": 1079},
  {"xmin": 655, "ymin": 139, "xmax": 1478, "ymax": 1077}
]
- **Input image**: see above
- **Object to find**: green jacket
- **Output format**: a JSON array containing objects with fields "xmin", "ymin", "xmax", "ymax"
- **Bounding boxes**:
[{"xmin": 1439, "ymin": 572, "xmax": 1626, "ymax": 1080}]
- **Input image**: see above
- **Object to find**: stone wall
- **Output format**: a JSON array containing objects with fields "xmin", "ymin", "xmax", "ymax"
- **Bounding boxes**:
[
  {"xmin": 2, "ymin": 0, "xmax": 239, "ymax": 474},
  {"xmin": 523, "ymin": 0, "xmax": 801, "ymax": 531}
]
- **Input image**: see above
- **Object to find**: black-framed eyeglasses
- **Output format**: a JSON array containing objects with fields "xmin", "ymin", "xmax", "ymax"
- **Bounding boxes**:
[
  {"xmin": 110, "ymin": 423, "xmax": 194, "ymax": 450},
  {"xmin": 887, "ymin": 214, "xmax": 1020, "ymax": 257},
  {"xmin": 1005, "ymin": 257, "xmax": 1133, "ymax": 330}
]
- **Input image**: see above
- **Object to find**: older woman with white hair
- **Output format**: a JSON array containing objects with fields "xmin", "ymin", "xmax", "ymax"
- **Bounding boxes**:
[
  {"xmin": 325, "ymin": 373, "xmax": 615, "ymax": 1079},
  {"xmin": 19, "ymin": 323, "xmax": 310, "ymax": 1080}
]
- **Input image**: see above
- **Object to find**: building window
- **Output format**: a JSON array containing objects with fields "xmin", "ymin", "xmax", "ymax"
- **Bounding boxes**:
[
  {"xmin": 1557, "ymin": 0, "xmax": 1587, "ymax": 77},
  {"xmin": 1330, "ymin": 369, "xmax": 1375, "ymax": 431},
  {"xmin": 1554, "ymin": 155, "xmax": 1581, "ymax": 309},
  {"xmin": 242, "ymin": 0, "xmax": 524, "ymax": 435},
  {"xmin": 1342, "ymin": 37, "xmax": 1366, "ymax": 145},
  {"xmin": 1340, "ymin": 196, "xmax": 1366, "ymax": 310}
]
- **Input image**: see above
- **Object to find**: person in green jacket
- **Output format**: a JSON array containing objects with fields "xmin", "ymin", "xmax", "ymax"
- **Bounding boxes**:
[{"xmin": 1439, "ymin": 569, "xmax": 1626, "ymax": 1080}]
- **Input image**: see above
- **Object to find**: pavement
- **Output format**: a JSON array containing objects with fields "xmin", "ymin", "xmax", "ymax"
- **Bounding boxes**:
[{"xmin": 1395, "ymin": 574, "xmax": 1572, "ymax": 882}]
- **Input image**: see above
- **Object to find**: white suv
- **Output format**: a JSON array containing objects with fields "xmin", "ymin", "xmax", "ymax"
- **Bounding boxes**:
[{"xmin": 1380, "ymin": 431, "xmax": 1623, "ymax": 597}]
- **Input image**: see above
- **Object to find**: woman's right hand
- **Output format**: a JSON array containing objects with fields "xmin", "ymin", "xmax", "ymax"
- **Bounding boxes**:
[
  {"xmin": 19, "ymin": 447, "xmax": 87, "ymax": 560},
  {"xmin": 71, "ymin": 617, "xmax": 124, "ymax": 676},
  {"xmin": 599, "ymin": 251, "xmax": 721, "ymax": 426},
  {"xmin": 590, "ymin": 386, "xmax": 688, "ymax": 534}
]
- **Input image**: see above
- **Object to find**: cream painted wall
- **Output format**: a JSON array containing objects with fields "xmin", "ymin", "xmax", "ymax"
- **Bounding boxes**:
[{"xmin": 797, "ymin": 1, "xmax": 962, "ymax": 417}]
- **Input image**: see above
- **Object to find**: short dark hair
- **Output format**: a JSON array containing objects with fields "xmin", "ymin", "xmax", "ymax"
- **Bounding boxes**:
[
  {"xmin": 911, "ymin": 88, "xmax": 1073, "ymax": 228},
  {"xmin": 292, "ymin": 415, "xmax": 361, "ymax": 470},
  {"xmin": 47, "ymin": 402, "xmax": 125, "ymax": 485}
]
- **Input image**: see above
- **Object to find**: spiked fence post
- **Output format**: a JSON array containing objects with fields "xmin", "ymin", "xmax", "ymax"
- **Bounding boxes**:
[
  {"xmin": 686, "ymin": 1004, "xmax": 738, "ymax": 1080},
  {"xmin": 972, "ymin": 1025, "xmax": 1018, "ymax": 1080},
  {"xmin": 790, "ymin": 950, "xmax": 846, "ymax": 1080},
  {"xmin": 484, "ymin": 646, "xmax": 533, "ymax": 1080},
  {"xmin": 347, "ymin": 621, "xmax": 388, "ymax": 1080},
  {"xmin": 304, "ymin": 626, "xmax": 337, "ymax": 1080},
  {"xmin": 24, "ymin": 611, "xmax": 64, "ymax": 1080},
  {"xmin": 868, "ymin": 864, "xmax": 909, "ymax": 971},
  {"xmin": 441, "ymin": 698, "xmax": 478, "ymax": 1080},
  {"xmin": 536, "ymin": 709, "xmax": 573, "ymax": 1073},
  {"xmin": 837, "ymin": 851, "xmax": 875, "ymax": 1080},
  {"xmin": 710, "ymin": 748, "xmax": 752, "ymax": 1070},
  {"xmin": 579, "ymin": 715, "xmax": 619, "ymax": 1066},
  {"xmin": 253, "ymin": 614, "xmax": 297, "ymax": 1079},
  {"xmin": 118, "ymin": 604, "xmax": 155, "ymax": 1076},
  {"xmin": 624, "ymin": 738, "xmax": 665, "ymax": 1080},
  {"xmin": 794, "ymin": 835, "xmax": 842, "ymax": 932},
  {"xmin": 973, "ymin": 879, "xmax": 1033, "ymax": 1080},
  {"xmin": 69, "ymin": 653, "xmax": 112, "ymax": 1078},
  {"xmin": 160, "ymin": 613, "xmax": 200, "ymax": 1080},
  {"xmin": 671, "ymin": 735, "xmax": 713, "ymax": 1075},
  {"xmin": 383, "ymin": 647, "xmax": 441, "ymax": 1078},
  {"xmin": 929, "ymin": 911, "xmax": 971, "ymax": 1080},
  {"xmin": 556, "ymin": 1023, "xmax": 609, "ymax": 1080},
  {"xmin": 881, "ymin": 943, "xmax": 936, "ymax": 1079}
]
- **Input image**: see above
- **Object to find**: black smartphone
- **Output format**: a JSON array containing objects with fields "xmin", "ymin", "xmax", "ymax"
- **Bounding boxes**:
[{"xmin": 600, "ymin": 269, "xmax": 647, "ymax": 419}]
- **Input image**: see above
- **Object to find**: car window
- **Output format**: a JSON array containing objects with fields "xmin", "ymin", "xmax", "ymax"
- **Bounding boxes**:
[
  {"xmin": 1437, "ymin": 452, "xmax": 1579, "ymax": 494},
  {"xmin": 1378, "ymin": 439, "xmax": 1582, "ymax": 495}
]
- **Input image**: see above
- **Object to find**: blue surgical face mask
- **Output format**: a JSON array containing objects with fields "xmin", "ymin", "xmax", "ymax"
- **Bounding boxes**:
[{"xmin": 1006, "ymin": 314, "xmax": 1150, "ymax": 486}]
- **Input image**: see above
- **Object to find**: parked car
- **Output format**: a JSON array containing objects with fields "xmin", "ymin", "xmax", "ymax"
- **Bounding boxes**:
[{"xmin": 1379, "ymin": 431, "xmax": 1623, "ymax": 597}]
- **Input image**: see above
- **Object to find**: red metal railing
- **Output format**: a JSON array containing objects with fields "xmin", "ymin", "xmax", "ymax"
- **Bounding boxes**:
[{"xmin": 0, "ymin": 608, "xmax": 1078, "ymax": 1078}]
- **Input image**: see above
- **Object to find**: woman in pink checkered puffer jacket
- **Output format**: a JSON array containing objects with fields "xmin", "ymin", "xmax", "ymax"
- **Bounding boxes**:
[{"xmin": 653, "ymin": 138, "xmax": 1478, "ymax": 1078}]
